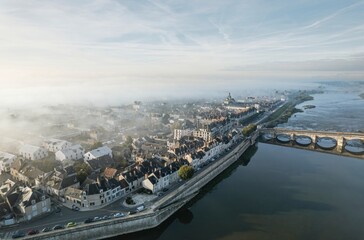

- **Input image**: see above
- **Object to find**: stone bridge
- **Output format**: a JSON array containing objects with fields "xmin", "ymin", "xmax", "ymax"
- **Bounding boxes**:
[{"xmin": 259, "ymin": 128, "xmax": 364, "ymax": 153}]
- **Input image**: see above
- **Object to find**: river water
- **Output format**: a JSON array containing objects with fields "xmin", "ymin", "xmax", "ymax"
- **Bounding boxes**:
[
  {"xmin": 278, "ymin": 83, "xmax": 364, "ymax": 132},
  {"xmin": 116, "ymin": 83, "xmax": 364, "ymax": 240}
]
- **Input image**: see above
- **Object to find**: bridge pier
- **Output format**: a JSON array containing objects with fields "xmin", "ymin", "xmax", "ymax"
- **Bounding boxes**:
[
  {"xmin": 311, "ymin": 135, "xmax": 317, "ymax": 149},
  {"xmin": 336, "ymin": 137, "xmax": 346, "ymax": 153},
  {"xmin": 272, "ymin": 131, "xmax": 276, "ymax": 139},
  {"xmin": 311, "ymin": 135, "xmax": 317, "ymax": 144},
  {"xmin": 290, "ymin": 133, "xmax": 296, "ymax": 141}
]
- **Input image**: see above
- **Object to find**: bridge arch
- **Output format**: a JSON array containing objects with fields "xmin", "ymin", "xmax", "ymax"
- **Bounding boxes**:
[{"xmin": 259, "ymin": 128, "xmax": 364, "ymax": 156}]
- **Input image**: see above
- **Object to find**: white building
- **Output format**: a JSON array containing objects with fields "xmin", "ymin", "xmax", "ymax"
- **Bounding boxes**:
[
  {"xmin": 192, "ymin": 129, "xmax": 214, "ymax": 142},
  {"xmin": 173, "ymin": 129, "xmax": 193, "ymax": 140},
  {"xmin": 84, "ymin": 146, "xmax": 113, "ymax": 161},
  {"xmin": 174, "ymin": 128, "xmax": 214, "ymax": 142},
  {"xmin": 142, "ymin": 174, "xmax": 162, "ymax": 193},
  {"xmin": 55, "ymin": 144, "xmax": 85, "ymax": 162},
  {"xmin": 19, "ymin": 144, "xmax": 48, "ymax": 161},
  {"xmin": 43, "ymin": 139, "xmax": 72, "ymax": 153},
  {"xmin": 0, "ymin": 151, "xmax": 16, "ymax": 172}
]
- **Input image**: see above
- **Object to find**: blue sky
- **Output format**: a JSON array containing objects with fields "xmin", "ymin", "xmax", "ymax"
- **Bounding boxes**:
[{"xmin": 0, "ymin": 0, "xmax": 363, "ymax": 104}]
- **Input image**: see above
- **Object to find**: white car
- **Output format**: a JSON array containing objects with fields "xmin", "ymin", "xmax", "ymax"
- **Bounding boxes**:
[
  {"xmin": 113, "ymin": 212, "xmax": 125, "ymax": 218},
  {"xmin": 136, "ymin": 205, "xmax": 145, "ymax": 212}
]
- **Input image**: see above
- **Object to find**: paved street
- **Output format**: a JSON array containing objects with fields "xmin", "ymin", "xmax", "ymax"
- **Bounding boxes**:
[{"xmin": 0, "ymin": 196, "xmax": 136, "ymax": 239}]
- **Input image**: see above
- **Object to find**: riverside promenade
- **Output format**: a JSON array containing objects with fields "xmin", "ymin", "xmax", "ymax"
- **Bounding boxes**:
[{"xmin": 20, "ymin": 132, "xmax": 259, "ymax": 240}]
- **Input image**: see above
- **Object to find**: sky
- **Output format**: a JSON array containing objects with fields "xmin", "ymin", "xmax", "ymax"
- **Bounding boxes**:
[{"xmin": 0, "ymin": 0, "xmax": 364, "ymax": 106}]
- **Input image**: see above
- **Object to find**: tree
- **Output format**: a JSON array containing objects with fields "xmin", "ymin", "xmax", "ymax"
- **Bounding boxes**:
[
  {"xmin": 125, "ymin": 136, "xmax": 133, "ymax": 145},
  {"xmin": 90, "ymin": 141, "xmax": 103, "ymax": 150},
  {"xmin": 242, "ymin": 124, "xmax": 257, "ymax": 136},
  {"xmin": 178, "ymin": 165, "xmax": 194, "ymax": 180},
  {"xmin": 73, "ymin": 161, "xmax": 92, "ymax": 183},
  {"xmin": 161, "ymin": 114, "xmax": 170, "ymax": 125},
  {"xmin": 32, "ymin": 157, "xmax": 61, "ymax": 173},
  {"xmin": 170, "ymin": 121, "xmax": 182, "ymax": 131}
]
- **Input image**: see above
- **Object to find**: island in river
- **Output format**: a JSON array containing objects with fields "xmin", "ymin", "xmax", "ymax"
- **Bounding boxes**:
[{"xmin": 303, "ymin": 105, "xmax": 316, "ymax": 109}]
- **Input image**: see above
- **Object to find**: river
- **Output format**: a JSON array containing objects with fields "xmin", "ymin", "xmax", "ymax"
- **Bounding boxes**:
[
  {"xmin": 115, "ymin": 83, "xmax": 364, "ymax": 240},
  {"xmin": 278, "ymin": 82, "xmax": 364, "ymax": 132}
]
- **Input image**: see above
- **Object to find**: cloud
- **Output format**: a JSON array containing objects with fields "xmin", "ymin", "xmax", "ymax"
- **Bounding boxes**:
[{"xmin": 0, "ymin": 0, "xmax": 363, "ymax": 103}]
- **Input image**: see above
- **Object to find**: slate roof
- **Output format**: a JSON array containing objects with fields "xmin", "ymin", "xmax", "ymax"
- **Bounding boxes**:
[
  {"xmin": 148, "ymin": 175, "xmax": 158, "ymax": 185},
  {"xmin": 119, "ymin": 179, "xmax": 129, "ymax": 189},
  {"xmin": 86, "ymin": 146, "xmax": 112, "ymax": 158},
  {"xmin": 19, "ymin": 144, "xmax": 43, "ymax": 154},
  {"xmin": 86, "ymin": 155, "xmax": 115, "ymax": 171},
  {"xmin": 84, "ymin": 183, "xmax": 101, "ymax": 195},
  {"xmin": 63, "ymin": 176, "xmax": 78, "ymax": 188}
]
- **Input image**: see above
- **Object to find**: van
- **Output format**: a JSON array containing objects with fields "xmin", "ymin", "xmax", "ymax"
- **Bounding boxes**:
[{"xmin": 136, "ymin": 205, "xmax": 145, "ymax": 212}]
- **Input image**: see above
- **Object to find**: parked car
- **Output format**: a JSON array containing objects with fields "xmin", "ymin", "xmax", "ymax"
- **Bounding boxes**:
[
  {"xmin": 102, "ymin": 215, "xmax": 110, "ymax": 220},
  {"xmin": 162, "ymin": 188, "xmax": 169, "ymax": 192},
  {"xmin": 93, "ymin": 216, "xmax": 101, "ymax": 222},
  {"xmin": 84, "ymin": 218, "xmax": 93, "ymax": 224},
  {"xmin": 27, "ymin": 229, "xmax": 39, "ymax": 235},
  {"xmin": 11, "ymin": 231, "xmax": 25, "ymax": 239},
  {"xmin": 136, "ymin": 205, "xmax": 145, "ymax": 212},
  {"xmin": 55, "ymin": 207, "xmax": 61, "ymax": 213},
  {"xmin": 66, "ymin": 222, "xmax": 77, "ymax": 228},
  {"xmin": 41, "ymin": 227, "xmax": 52, "ymax": 232},
  {"xmin": 71, "ymin": 205, "xmax": 80, "ymax": 211},
  {"xmin": 113, "ymin": 212, "xmax": 125, "ymax": 218},
  {"xmin": 52, "ymin": 225, "xmax": 65, "ymax": 230},
  {"xmin": 129, "ymin": 210, "xmax": 137, "ymax": 215}
]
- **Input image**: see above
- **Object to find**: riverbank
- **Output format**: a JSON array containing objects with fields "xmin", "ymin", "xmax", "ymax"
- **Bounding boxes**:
[{"xmin": 262, "ymin": 91, "xmax": 314, "ymax": 128}]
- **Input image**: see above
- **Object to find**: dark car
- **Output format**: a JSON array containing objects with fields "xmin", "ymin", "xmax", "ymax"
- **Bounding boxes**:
[
  {"xmin": 27, "ymin": 229, "xmax": 39, "ymax": 235},
  {"xmin": 162, "ymin": 188, "xmax": 169, "ymax": 192},
  {"xmin": 41, "ymin": 227, "xmax": 52, "ymax": 232},
  {"xmin": 52, "ymin": 225, "xmax": 65, "ymax": 230},
  {"xmin": 12, "ymin": 231, "xmax": 25, "ymax": 239},
  {"xmin": 129, "ymin": 210, "xmax": 137, "ymax": 215},
  {"xmin": 71, "ymin": 205, "xmax": 80, "ymax": 211},
  {"xmin": 84, "ymin": 218, "xmax": 93, "ymax": 224},
  {"xmin": 55, "ymin": 207, "xmax": 61, "ymax": 213}
]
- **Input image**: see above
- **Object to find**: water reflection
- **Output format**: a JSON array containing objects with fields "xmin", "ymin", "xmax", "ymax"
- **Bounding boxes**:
[
  {"xmin": 176, "ymin": 208, "xmax": 193, "ymax": 224},
  {"xmin": 345, "ymin": 139, "xmax": 364, "ymax": 154},
  {"xmin": 316, "ymin": 137, "xmax": 337, "ymax": 149},
  {"xmin": 295, "ymin": 136, "xmax": 312, "ymax": 146}
]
